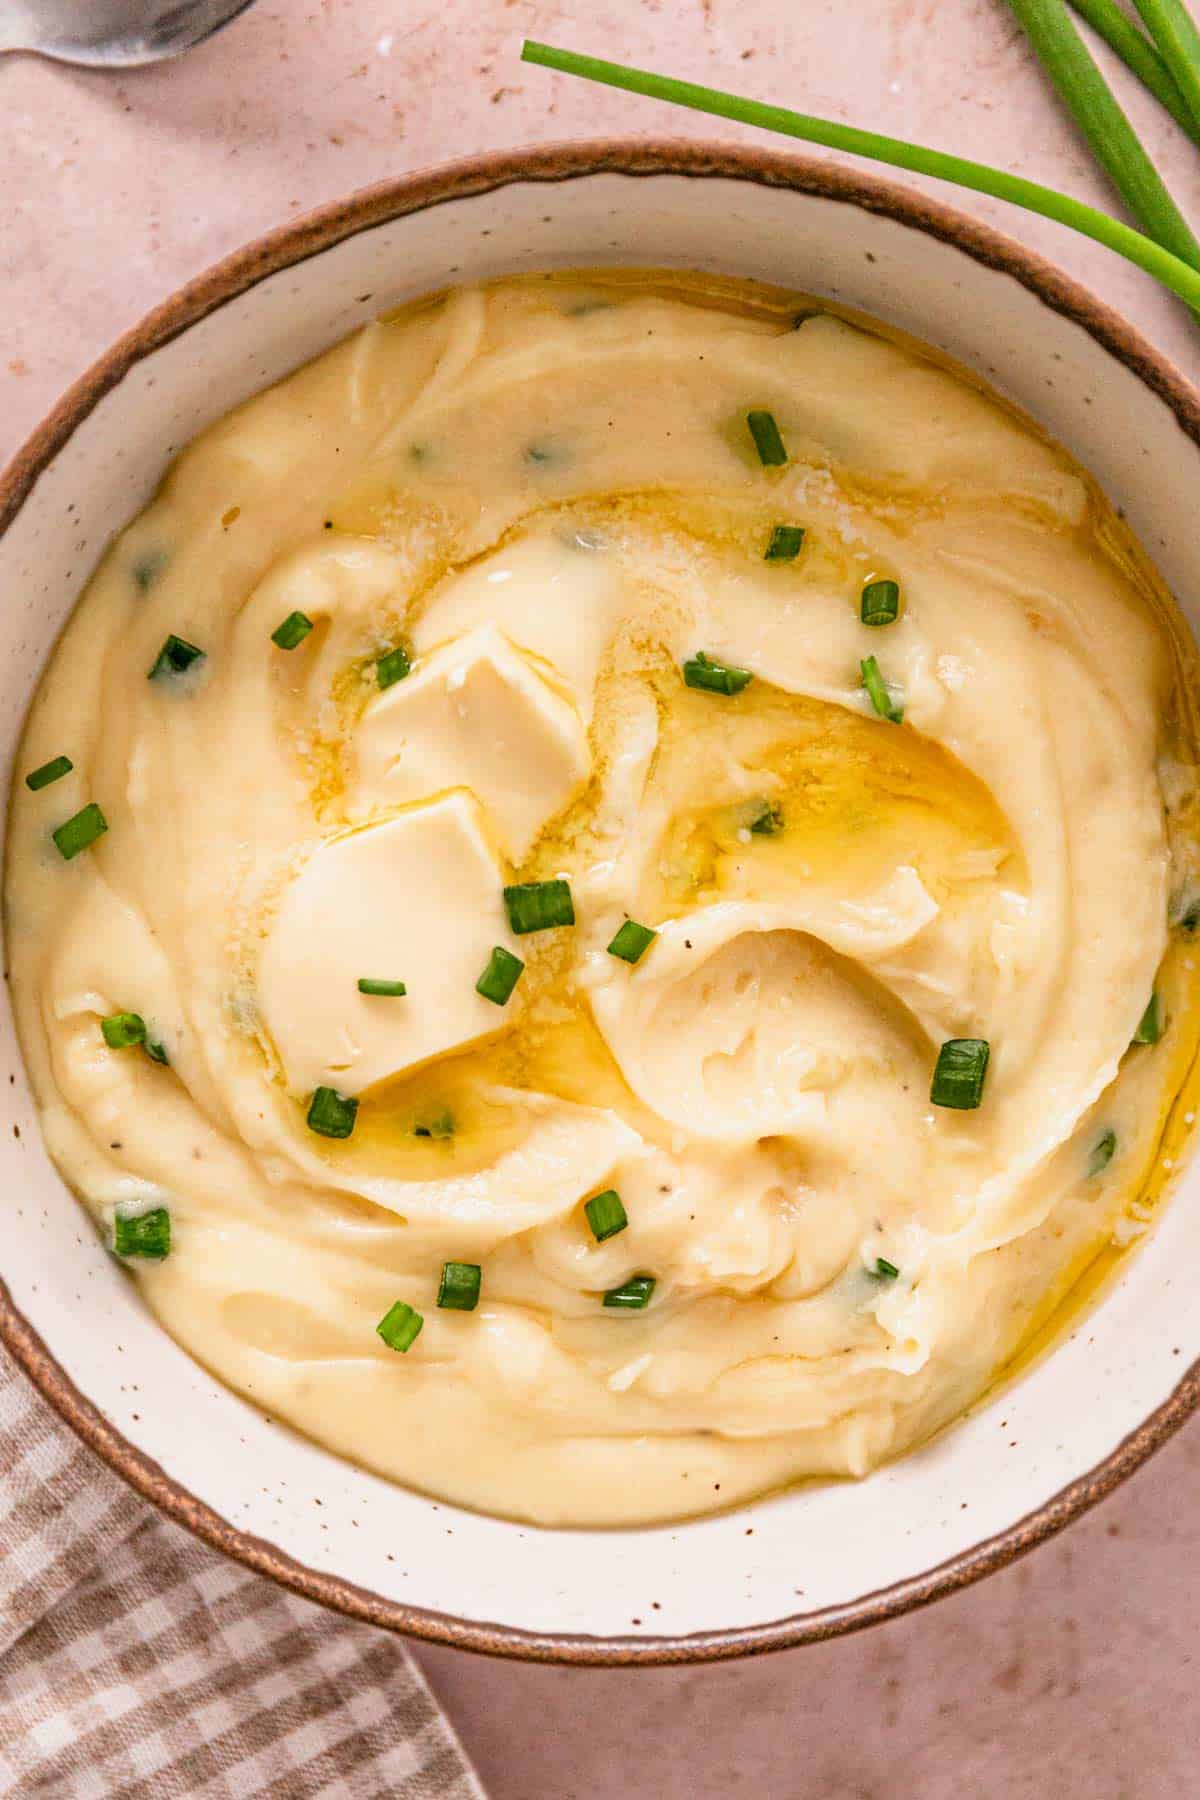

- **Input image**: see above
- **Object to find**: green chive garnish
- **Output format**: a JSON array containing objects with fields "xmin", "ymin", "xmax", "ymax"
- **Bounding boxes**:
[
  {"xmin": 607, "ymin": 919, "xmax": 657, "ymax": 964},
  {"xmin": 517, "ymin": 44, "xmax": 1200, "ymax": 316},
  {"xmin": 1088, "ymin": 1128, "xmax": 1117, "ymax": 1175},
  {"xmin": 414, "ymin": 1111, "xmax": 454, "ymax": 1139},
  {"xmin": 101, "ymin": 1012, "xmax": 147, "ymax": 1050},
  {"xmin": 1133, "ymin": 991, "xmax": 1164, "ymax": 1044},
  {"xmin": 25, "ymin": 755, "xmax": 73, "ymax": 791},
  {"xmin": 764, "ymin": 524, "xmax": 805, "ymax": 561},
  {"xmin": 437, "ymin": 1261, "xmax": 481, "ymax": 1311},
  {"xmin": 585, "ymin": 1189, "xmax": 628, "ymax": 1242},
  {"xmin": 306, "ymin": 1086, "xmax": 358, "ymax": 1139},
  {"xmin": 1066, "ymin": 0, "xmax": 1200, "ymax": 147},
  {"xmin": 376, "ymin": 645, "xmax": 411, "ymax": 689},
  {"xmin": 861, "ymin": 579, "xmax": 901, "ymax": 626},
  {"xmin": 271, "ymin": 610, "xmax": 314, "ymax": 649},
  {"xmin": 683, "ymin": 651, "xmax": 753, "ymax": 696},
  {"xmin": 746, "ymin": 410, "xmax": 788, "ymax": 466},
  {"xmin": 99, "ymin": 1011, "xmax": 167, "ymax": 1062},
  {"xmin": 503, "ymin": 879, "xmax": 575, "ymax": 934},
  {"xmin": 1128, "ymin": 0, "xmax": 1200, "ymax": 140},
  {"xmin": 930, "ymin": 1038, "xmax": 990, "ymax": 1109},
  {"xmin": 377, "ymin": 1299, "xmax": 423, "ymax": 1352},
  {"xmin": 603, "ymin": 1274, "xmax": 656, "ymax": 1310},
  {"xmin": 148, "ymin": 634, "xmax": 205, "ymax": 679},
  {"xmin": 861, "ymin": 655, "xmax": 904, "ymax": 723},
  {"xmin": 52, "ymin": 803, "xmax": 107, "ymax": 861},
  {"xmin": 748, "ymin": 800, "xmax": 784, "ymax": 836},
  {"xmin": 357, "ymin": 978, "xmax": 407, "ymax": 997},
  {"xmin": 871, "ymin": 1257, "xmax": 900, "ymax": 1280},
  {"xmin": 476, "ymin": 945, "xmax": 525, "ymax": 1004},
  {"xmin": 1009, "ymin": 0, "xmax": 1200, "ymax": 271},
  {"xmin": 113, "ymin": 1207, "xmax": 171, "ymax": 1260}
]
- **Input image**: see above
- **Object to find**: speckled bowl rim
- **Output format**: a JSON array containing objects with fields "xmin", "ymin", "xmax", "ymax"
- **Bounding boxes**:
[{"xmin": 4, "ymin": 139, "xmax": 1200, "ymax": 1666}]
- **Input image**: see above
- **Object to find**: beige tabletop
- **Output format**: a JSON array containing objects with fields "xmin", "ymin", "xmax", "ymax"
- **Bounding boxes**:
[{"xmin": 5, "ymin": 2, "xmax": 1200, "ymax": 1793}]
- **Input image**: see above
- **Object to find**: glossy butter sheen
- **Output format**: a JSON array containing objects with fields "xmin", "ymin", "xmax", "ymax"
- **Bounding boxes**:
[{"xmin": 6, "ymin": 273, "xmax": 1197, "ymax": 1525}]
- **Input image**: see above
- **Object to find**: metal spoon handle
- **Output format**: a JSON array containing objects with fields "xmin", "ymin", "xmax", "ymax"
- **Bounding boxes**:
[{"xmin": 0, "ymin": 0, "xmax": 255, "ymax": 67}]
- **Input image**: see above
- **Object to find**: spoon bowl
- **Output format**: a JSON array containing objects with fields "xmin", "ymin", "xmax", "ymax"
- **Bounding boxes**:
[{"xmin": 0, "ymin": 0, "xmax": 255, "ymax": 67}]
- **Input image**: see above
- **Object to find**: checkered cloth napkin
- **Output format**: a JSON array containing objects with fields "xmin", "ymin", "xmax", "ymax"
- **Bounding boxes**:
[{"xmin": 0, "ymin": 1348, "xmax": 485, "ymax": 1797}]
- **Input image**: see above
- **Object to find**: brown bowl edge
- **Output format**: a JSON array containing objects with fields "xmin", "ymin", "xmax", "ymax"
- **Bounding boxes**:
[{"xmin": 4, "ymin": 137, "xmax": 1200, "ymax": 1666}]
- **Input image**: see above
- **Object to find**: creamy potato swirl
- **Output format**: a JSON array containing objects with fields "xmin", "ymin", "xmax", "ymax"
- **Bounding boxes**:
[{"xmin": 8, "ymin": 273, "xmax": 1200, "ymax": 1526}]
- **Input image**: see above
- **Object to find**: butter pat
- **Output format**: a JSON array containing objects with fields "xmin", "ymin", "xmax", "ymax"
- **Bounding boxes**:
[
  {"xmin": 353, "ymin": 624, "xmax": 589, "ymax": 860},
  {"xmin": 412, "ymin": 531, "xmax": 625, "ymax": 725},
  {"xmin": 258, "ymin": 792, "xmax": 517, "ymax": 1095}
]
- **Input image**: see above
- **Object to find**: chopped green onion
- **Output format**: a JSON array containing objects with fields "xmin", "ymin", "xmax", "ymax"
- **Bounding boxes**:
[
  {"xmin": 683, "ymin": 651, "xmax": 753, "ymax": 696},
  {"xmin": 861, "ymin": 655, "xmax": 904, "ymax": 723},
  {"xmin": 861, "ymin": 579, "xmax": 901, "ymax": 627},
  {"xmin": 376, "ymin": 645, "xmax": 411, "ymax": 689},
  {"xmin": 437, "ymin": 1261, "xmax": 482, "ymax": 1311},
  {"xmin": 1007, "ymin": 0, "xmax": 1200, "ymax": 271},
  {"xmin": 1133, "ymin": 991, "xmax": 1165, "ymax": 1045},
  {"xmin": 476, "ymin": 945, "xmax": 525, "ymax": 1004},
  {"xmin": 148, "ymin": 634, "xmax": 205, "ymax": 680},
  {"xmin": 585, "ymin": 1189, "xmax": 628, "ymax": 1242},
  {"xmin": 931, "ymin": 1038, "xmax": 990, "ymax": 1109},
  {"xmin": 376, "ymin": 1299, "xmax": 423, "ymax": 1352},
  {"xmin": 414, "ymin": 1111, "xmax": 454, "ymax": 1139},
  {"xmin": 101, "ymin": 1012, "xmax": 168, "ymax": 1063},
  {"xmin": 306, "ymin": 1086, "xmax": 358, "ymax": 1139},
  {"xmin": 607, "ymin": 919, "xmax": 657, "ymax": 964},
  {"xmin": 357, "ymin": 978, "xmax": 407, "ymax": 997},
  {"xmin": 871, "ymin": 1256, "xmax": 900, "ymax": 1280},
  {"xmin": 748, "ymin": 800, "xmax": 784, "ymax": 836},
  {"xmin": 603, "ymin": 1273, "xmax": 656, "ymax": 1310},
  {"xmin": 746, "ymin": 410, "xmax": 788, "ymax": 466},
  {"xmin": 1088, "ymin": 1128, "xmax": 1117, "ymax": 1175},
  {"xmin": 52, "ymin": 803, "xmax": 107, "ymax": 861},
  {"xmin": 101, "ymin": 1012, "xmax": 147, "ymax": 1050},
  {"xmin": 764, "ymin": 524, "xmax": 805, "ymax": 561},
  {"xmin": 113, "ymin": 1206, "xmax": 171, "ymax": 1260},
  {"xmin": 271, "ymin": 610, "xmax": 314, "ymax": 649},
  {"xmin": 518, "ymin": 43, "xmax": 1200, "ymax": 315},
  {"xmin": 503, "ymin": 879, "xmax": 575, "ymax": 934},
  {"xmin": 25, "ymin": 755, "xmax": 73, "ymax": 791}
]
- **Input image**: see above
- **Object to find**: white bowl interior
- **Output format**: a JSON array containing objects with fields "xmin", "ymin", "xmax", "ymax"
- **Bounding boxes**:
[{"xmin": 3, "ymin": 165, "xmax": 1198, "ymax": 1646}]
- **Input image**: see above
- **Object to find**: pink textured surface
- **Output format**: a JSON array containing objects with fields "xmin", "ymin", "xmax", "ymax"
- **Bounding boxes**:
[{"xmin": 4, "ymin": 2, "xmax": 1200, "ymax": 1793}]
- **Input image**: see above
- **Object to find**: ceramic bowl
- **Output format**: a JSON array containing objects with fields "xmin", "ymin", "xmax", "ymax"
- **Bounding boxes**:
[{"xmin": 3, "ymin": 143, "xmax": 1200, "ymax": 1665}]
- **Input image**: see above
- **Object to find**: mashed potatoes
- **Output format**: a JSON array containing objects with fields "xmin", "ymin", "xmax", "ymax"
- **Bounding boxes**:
[{"xmin": 8, "ymin": 271, "xmax": 1200, "ymax": 1525}]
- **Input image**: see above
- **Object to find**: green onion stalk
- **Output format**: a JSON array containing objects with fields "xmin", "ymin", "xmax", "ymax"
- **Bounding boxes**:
[
  {"xmin": 1068, "ymin": 0, "xmax": 1200, "ymax": 141},
  {"xmin": 520, "ymin": 41, "xmax": 1200, "ymax": 312}
]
